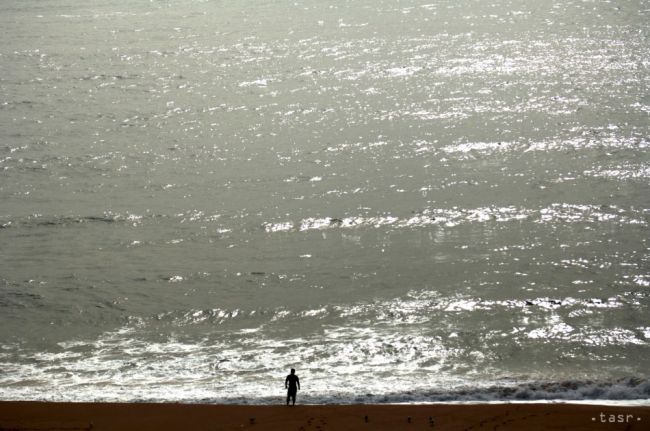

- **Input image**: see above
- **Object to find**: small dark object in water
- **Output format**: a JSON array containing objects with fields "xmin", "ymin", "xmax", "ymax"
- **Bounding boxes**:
[{"xmin": 364, "ymin": 415, "xmax": 368, "ymax": 423}]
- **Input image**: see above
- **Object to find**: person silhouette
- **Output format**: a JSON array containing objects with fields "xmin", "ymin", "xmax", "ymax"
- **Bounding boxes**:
[{"xmin": 285, "ymin": 368, "xmax": 300, "ymax": 406}]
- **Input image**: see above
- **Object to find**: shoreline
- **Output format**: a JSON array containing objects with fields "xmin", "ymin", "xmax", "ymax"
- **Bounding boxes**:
[{"xmin": 1, "ymin": 401, "xmax": 648, "ymax": 430}]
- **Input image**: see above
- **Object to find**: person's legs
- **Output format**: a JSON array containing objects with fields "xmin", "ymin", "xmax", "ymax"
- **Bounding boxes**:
[{"xmin": 287, "ymin": 389, "xmax": 297, "ymax": 406}]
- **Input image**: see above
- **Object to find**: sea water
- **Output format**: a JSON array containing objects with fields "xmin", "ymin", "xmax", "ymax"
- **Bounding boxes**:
[{"xmin": 0, "ymin": 0, "xmax": 649, "ymax": 403}]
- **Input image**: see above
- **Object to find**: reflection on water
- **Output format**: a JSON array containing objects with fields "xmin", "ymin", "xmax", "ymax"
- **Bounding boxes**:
[{"xmin": 0, "ymin": 0, "xmax": 649, "ymax": 402}]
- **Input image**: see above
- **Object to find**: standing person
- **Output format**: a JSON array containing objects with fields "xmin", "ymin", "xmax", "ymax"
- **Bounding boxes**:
[{"xmin": 285, "ymin": 368, "xmax": 300, "ymax": 406}]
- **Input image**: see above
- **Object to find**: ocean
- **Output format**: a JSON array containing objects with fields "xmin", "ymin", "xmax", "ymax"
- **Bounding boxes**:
[{"xmin": 0, "ymin": 0, "xmax": 649, "ymax": 404}]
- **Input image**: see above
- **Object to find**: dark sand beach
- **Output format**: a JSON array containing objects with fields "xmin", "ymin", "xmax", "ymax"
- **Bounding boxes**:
[{"xmin": 0, "ymin": 401, "xmax": 648, "ymax": 430}]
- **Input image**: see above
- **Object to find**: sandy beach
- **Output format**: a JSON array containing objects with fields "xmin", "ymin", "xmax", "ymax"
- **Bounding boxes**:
[
  {"xmin": 0, "ymin": 401, "xmax": 648, "ymax": 431},
  {"xmin": 1, "ymin": 0, "xmax": 649, "ymax": 417}
]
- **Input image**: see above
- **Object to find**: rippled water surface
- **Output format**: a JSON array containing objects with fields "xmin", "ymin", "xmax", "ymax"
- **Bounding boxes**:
[{"xmin": 1, "ymin": 0, "xmax": 649, "ymax": 403}]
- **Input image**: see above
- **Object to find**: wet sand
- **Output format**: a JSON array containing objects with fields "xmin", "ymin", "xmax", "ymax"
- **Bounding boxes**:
[{"xmin": 0, "ymin": 401, "xmax": 648, "ymax": 430}]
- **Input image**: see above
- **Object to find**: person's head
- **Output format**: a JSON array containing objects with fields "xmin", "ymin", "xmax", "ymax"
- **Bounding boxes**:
[{"xmin": 290, "ymin": 368, "xmax": 295, "ymax": 374}]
